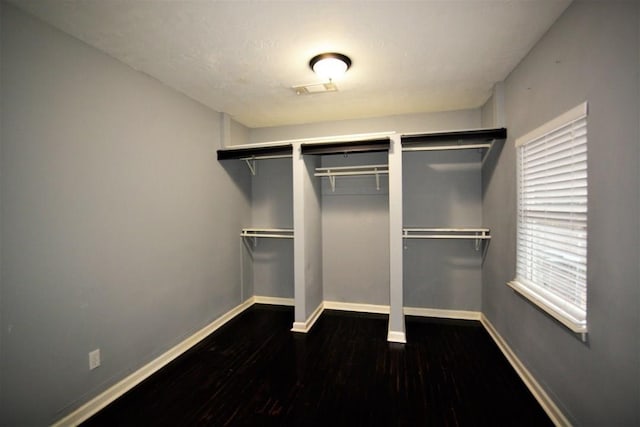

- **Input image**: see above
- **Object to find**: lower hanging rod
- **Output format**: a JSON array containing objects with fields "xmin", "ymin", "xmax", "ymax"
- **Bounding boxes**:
[
  {"xmin": 403, "ymin": 235, "xmax": 491, "ymax": 240},
  {"xmin": 314, "ymin": 170, "xmax": 389, "ymax": 177},
  {"xmin": 402, "ymin": 143, "xmax": 492, "ymax": 152},
  {"xmin": 241, "ymin": 228, "xmax": 294, "ymax": 239}
]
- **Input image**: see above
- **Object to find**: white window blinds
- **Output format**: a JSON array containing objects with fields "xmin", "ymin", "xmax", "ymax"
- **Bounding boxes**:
[{"xmin": 509, "ymin": 102, "xmax": 588, "ymax": 334}]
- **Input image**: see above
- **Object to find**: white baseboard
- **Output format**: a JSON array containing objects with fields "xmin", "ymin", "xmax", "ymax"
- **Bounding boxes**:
[
  {"xmin": 291, "ymin": 302, "xmax": 324, "ymax": 333},
  {"xmin": 387, "ymin": 330, "xmax": 407, "ymax": 343},
  {"xmin": 55, "ymin": 298, "xmax": 566, "ymax": 427},
  {"xmin": 52, "ymin": 297, "xmax": 255, "ymax": 427},
  {"xmin": 323, "ymin": 300, "xmax": 390, "ymax": 314},
  {"xmin": 253, "ymin": 295, "xmax": 295, "ymax": 306},
  {"xmin": 404, "ymin": 306, "xmax": 481, "ymax": 321},
  {"xmin": 481, "ymin": 314, "xmax": 571, "ymax": 427}
]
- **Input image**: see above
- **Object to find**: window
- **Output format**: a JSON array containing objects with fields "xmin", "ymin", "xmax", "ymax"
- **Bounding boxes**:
[{"xmin": 508, "ymin": 102, "xmax": 588, "ymax": 335}]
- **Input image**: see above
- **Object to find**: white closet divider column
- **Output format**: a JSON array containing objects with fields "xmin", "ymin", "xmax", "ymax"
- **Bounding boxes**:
[{"xmin": 388, "ymin": 134, "xmax": 406, "ymax": 343}]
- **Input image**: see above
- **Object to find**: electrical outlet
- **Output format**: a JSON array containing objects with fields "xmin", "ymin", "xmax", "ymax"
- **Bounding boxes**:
[{"xmin": 89, "ymin": 349, "xmax": 101, "ymax": 370}]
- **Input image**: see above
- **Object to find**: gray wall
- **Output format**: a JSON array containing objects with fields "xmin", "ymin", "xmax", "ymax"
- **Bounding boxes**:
[
  {"xmin": 249, "ymin": 158, "xmax": 294, "ymax": 299},
  {"xmin": 482, "ymin": 2, "xmax": 639, "ymax": 425},
  {"xmin": 403, "ymin": 150, "xmax": 483, "ymax": 310},
  {"xmin": 0, "ymin": 4, "xmax": 250, "ymax": 425},
  {"xmin": 321, "ymin": 152, "xmax": 390, "ymax": 305},
  {"xmin": 248, "ymin": 110, "xmax": 481, "ymax": 144},
  {"xmin": 293, "ymin": 153, "xmax": 323, "ymax": 322},
  {"xmin": 481, "ymin": 94, "xmax": 495, "ymax": 128}
]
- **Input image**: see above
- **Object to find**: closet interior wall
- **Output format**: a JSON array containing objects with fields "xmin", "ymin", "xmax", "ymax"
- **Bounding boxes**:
[
  {"xmin": 320, "ymin": 152, "xmax": 390, "ymax": 306},
  {"xmin": 245, "ymin": 158, "xmax": 294, "ymax": 300},
  {"xmin": 293, "ymin": 152, "xmax": 323, "ymax": 325},
  {"xmin": 402, "ymin": 149, "xmax": 484, "ymax": 311}
]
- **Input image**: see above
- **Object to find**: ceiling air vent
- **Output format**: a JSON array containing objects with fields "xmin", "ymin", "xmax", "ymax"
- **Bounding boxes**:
[{"xmin": 293, "ymin": 82, "xmax": 338, "ymax": 95}]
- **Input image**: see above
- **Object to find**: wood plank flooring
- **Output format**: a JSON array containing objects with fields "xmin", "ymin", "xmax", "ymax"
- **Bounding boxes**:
[{"xmin": 83, "ymin": 305, "xmax": 552, "ymax": 426}]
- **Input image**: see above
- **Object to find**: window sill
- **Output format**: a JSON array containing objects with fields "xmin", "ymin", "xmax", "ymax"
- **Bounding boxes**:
[{"xmin": 507, "ymin": 280, "xmax": 588, "ymax": 339}]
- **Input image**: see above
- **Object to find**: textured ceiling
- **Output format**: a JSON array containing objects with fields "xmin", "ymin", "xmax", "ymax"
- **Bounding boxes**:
[{"xmin": 12, "ymin": 1, "xmax": 571, "ymax": 128}]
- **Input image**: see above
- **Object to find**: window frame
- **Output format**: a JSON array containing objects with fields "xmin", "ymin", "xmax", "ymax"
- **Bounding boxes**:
[{"xmin": 508, "ymin": 102, "xmax": 588, "ymax": 336}]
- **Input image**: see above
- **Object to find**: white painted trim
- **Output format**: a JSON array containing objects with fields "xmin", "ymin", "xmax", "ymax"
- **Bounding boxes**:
[
  {"xmin": 481, "ymin": 314, "xmax": 571, "ymax": 427},
  {"xmin": 388, "ymin": 133, "xmax": 406, "ymax": 344},
  {"xmin": 387, "ymin": 330, "xmax": 407, "ymax": 344},
  {"xmin": 515, "ymin": 102, "xmax": 587, "ymax": 147},
  {"xmin": 507, "ymin": 281, "xmax": 587, "ymax": 334},
  {"xmin": 55, "ymin": 299, "xmax": 568, "ymax": 427},
  {"xmin": 323, "ymin": 300, "xmax": 390, "ymax": 314},
  {"xmin": 253, "ymin": 296, "xmax": 295, "ymax": 306},
  {"xmin": 52, "ymin": 298, "xmax": 255, "ymax": 427},
  {"xmin": 291, "ymin": 302, "xmax": 324, "ymax": 333},
  {"xmin": 403, "ymin": 306, "xmax": 481, "ymax": 321}
]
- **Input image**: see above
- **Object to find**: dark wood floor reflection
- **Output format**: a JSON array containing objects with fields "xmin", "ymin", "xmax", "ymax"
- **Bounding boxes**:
[{"xmin": 83, "ymin": 305, "xmax": 552, "ymax": 426}]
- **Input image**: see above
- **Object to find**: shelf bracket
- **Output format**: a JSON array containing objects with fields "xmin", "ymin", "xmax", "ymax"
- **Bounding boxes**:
[
  {"xmin": 481, "ymin": 139, "xmax": 496, "ymax": 166},
  {"xmin": 375, "ymin": 167, "xmax": 380, "ymax": 191},
  {"xmin": 329, "ymin": 173, "xmax": 336, "ymax": 192},
  {"xmin": 244, "ymin": 157, "xmax": 257, "ymax": 176}
]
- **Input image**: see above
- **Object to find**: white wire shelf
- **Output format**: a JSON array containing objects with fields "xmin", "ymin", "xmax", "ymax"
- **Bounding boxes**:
[
  {"xmin": 241, "ymin": 227, "xmax": 294, "ymax": 248},
  {"xmin": 403, "ymin": 228, "xmax": 491, "ymax": 251},
  {"xmin": 241, "ymin": 228, "xmax": 294, "ymax": 239},
  {"xmin": 314, "ymin": 164, "xmax": 389, "ymax": 192}
]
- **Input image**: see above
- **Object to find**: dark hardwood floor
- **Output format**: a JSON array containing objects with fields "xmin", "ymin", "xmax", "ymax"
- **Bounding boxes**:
[{"xmin": 83, "ymin": 305, "xmax": 552, "ymax": 426}]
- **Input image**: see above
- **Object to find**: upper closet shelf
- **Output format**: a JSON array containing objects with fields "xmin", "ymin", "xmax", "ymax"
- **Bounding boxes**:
[
  {"xmin": 217, "ymin": 144, "xmax": 293, "ymax": 160},
  {"xmin": 402, "ymin": 128, "xmax": 507, "ymax": 162},
  {"xmin": 217, "ymin": 144, "xmax": 293, "ymax": 175},
  {"xmin": 301, "ymin": 138, "xmax": 390, "ymax": 156}
]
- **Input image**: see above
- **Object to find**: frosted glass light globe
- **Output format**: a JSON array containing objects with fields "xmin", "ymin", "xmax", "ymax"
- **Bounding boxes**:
[{"xmin": 309, "ymin": 53, "xmax": 351, "ymax": 81}]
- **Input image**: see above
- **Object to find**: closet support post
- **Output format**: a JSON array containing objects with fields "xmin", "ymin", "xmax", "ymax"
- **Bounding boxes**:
[{"xmin": 388, "ymin": 134, "xmax": 406, "ymax": 343}]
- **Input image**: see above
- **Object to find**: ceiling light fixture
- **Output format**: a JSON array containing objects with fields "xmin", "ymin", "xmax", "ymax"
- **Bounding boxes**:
[{"xmin": 309, "ymin": 52, "xmax": 352, "ymax": 81}]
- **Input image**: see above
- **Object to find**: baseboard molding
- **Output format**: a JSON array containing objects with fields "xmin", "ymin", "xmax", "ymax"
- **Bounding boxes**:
[
  {"xmin": 253, "ymin": 295, "xmax": 295, "ymax": 306},
  {"xmin": 55, "ymin": 298, "xmax": 566, "ymax": 426},
  {"xmin": 481, "ymin": 314, "xmax": 571, "ymax": 427},
  {"xmin": 323, "ymin": 300, "xmax": 390, "ymax": 314},
  {"xmin": 291, "ymin": 301, "xmax": 324, "ymax": 333},
  {"xmin": 52, "ymin": 297, "xmax": 255, "ymax": 427},
  {"xmin": 404, "ymin": 306, "xmax": 481, "ymax": 321}
]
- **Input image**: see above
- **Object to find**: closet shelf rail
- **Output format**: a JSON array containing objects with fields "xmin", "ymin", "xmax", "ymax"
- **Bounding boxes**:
[
  {"xmin": 314, "ymin": 164, "xmax": 389, "ymax": 192},
  {"xmin": 402, "ymin": 228, "xmax": 491, "ymax": 251},
  {"xmin": 241, "ymin": 228, "xmax": 294, "ymax": 247}
]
